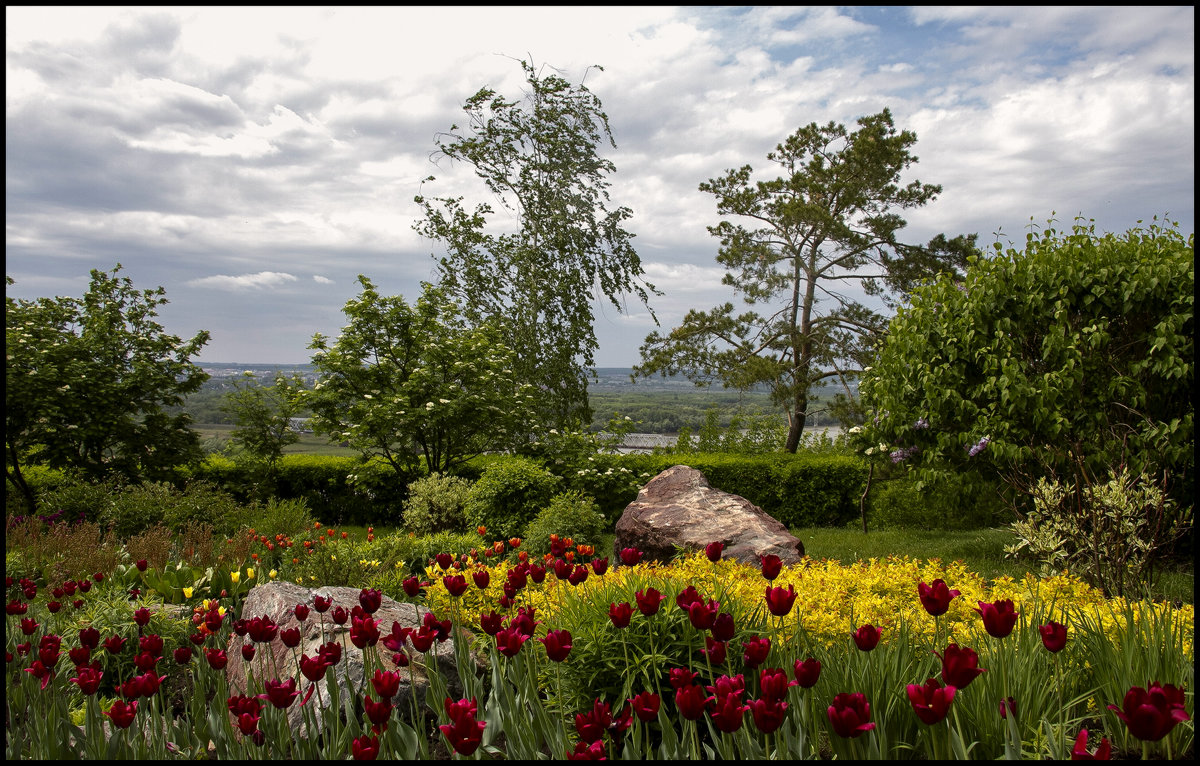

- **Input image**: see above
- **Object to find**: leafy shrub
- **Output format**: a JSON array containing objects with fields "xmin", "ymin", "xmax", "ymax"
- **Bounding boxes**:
[
  {"xmin": 463, "ymin": 457, "xmax": 560, "ymax": 541},
  {"xmin": 1005, "ymin": 467, "xmax": 1192, "ymax": 598},
  {"xmin": 242, "ymin": 496, "xmax": 318, "ymax": 541},
  {"xmin": 402, "ymin": 473, "xmax": 473, "ymax": 535},
  {"xmin": 522, "ymin": 491, "xmax": 607, "ymax": 557},
  {"xmin": 867, "ymin": 474, "xmax": 1006, "ymax": 530}
]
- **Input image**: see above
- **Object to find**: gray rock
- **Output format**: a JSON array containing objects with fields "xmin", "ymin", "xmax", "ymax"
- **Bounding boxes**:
[
  {"xmin": 224, "ymin": 582, "xmax": 479, "ymax": 733},
  {"xmin": 613, "ymin": 465, "xmax": 805, "ymax": 564}
]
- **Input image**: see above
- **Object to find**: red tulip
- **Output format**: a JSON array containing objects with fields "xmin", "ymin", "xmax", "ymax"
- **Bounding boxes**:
[
  {"xmin": 636, "ymin": 588, "xmax": 665, "ymax": 616},
  {"xmin": 472, "ymin": 569, "xmax": 490, "ymax": 589},
  {"xmin": 359, "ymin": 588, "xmax": 382, "ymax": 614},
  {"xmin": 318, "ymin": 641, "xmax": 343, "ymax": 665},
  {"xmin": 435, "ymin": 552, "xmax": 454, "ymax": 570},
  {"xmin": 205, "ymin": 648, "xmax": 228, "ymax": 670},
  {"xmin": 1039, "ymin": 621, "xmax": 1068, "ymax": 653},
  {"xmin": 975, "ymin": 599, "xmax": 1019, "ymax": 639},
  {"xmin": 575, "ymin": 698, "xmax": 614, "ymax": 743},
  {"xmin": 629, "ymin": 691, "xmax": 661, "ymax": 722},
  {"xmin": 47, "ymin": 600, "xmax": 62, "ymax": 613},
  {"xmin": 553, "ymin": 558, "xmax": 572, "ymax": 580},
  {"xmin": 24, "ymin": 660, "xmax": 53, "ymax": 690},
  {"xmin": 918, "ymin": 579, "xmax": 961, "ymax": 617},
  {"xmin": 133, "ymin": 607, "xmax": 152, "ymax": 627},
  {"xmin": 705, "ymin": 541, "xmax": 724, "ymax": 562},
  {"xmin": 300, "ymin": 653, "xmax": 329, "ymax": 682},
  {"xmin": 79, "ymin": 627, "xmax": 100, "ymax": 650},
  {"xmin": 760, "ymin": 667, "xmax": 797, "ymax": 702},
  {"xmin": 363, "ymin": 694, "xmax": 393, "ymax": 727},
  {"xmin": 619, "ymin": 547, "xmax": 643, "ymax": 566},
  {"xmin": 793, "ymin": 657, "xmax": 822, "ymax": 688},
  {"xmin": 742, "ymin": 635, "xmax": 771, "ymax": 668},
  {"xmin": 352, "ymin": 734, "xmax": 380, "ymax": 760},
  {"xmin": 540, "ymin": 629, "xmax": 573, "ymax": 662},
  {"xmin": 440, "ymin": 697, "xmax": 486, "ymax": 756},
  {"xmin": 827, "ymin": 692, "xmax": 875, "ymax": 738},
  {"xmin": 105, "ymin": 635, "xmax": 128, "ymax": 654},
  {"xmin": 1071, "ymin": 728, "xmax": 1112, "ymax": 760},
  {"xmin": 495, "ymin": 626, "xmax": 528, "ymax": 658},
  {"xmin": 105, "ymin": 699, "xmax": 139, "ymax": 729},
  {"xmin": 372, "ymin": 669, "xmax": 402, "ymax": 699},
  {"xmin": 749, "ymin": 697, "xmax": 788, "ymax": 734},
  {"xmin": 907, "ymin": 678, "xmax": 957, "ymax": 725},
  {"xmin": 480, "ymin": 611, "xmax": 504, "ymax": 636},
  {"xmin": 7, "ymin": 601, "xmax": 28, "ymax": 616},
  {"xmin": 281, "ymin": 627, "xmax": 301, "ymax": 648},
  {"xmin": 938, "ymin": 643, "xmax": 985, "ymax": 689},
  {"xmin": 852, "ymin": 624, "xmax": 882, "ymax": 651},
  {"xmin": 136, "ymin": 559, "xmax": 149, "ymax": 572},
  {"xmin": 71, "ymin": 665, "xmax": 104, "ymax": 695},
  {"xmin": 69, "ymin": 646, "xmax": 92, "ymax": 666},
  {"xmin": 313, "ymin": 595, "xmax": 333, "ymax": 613},
  {"xmin": 591, "ymin": 557, "xmax": 609, "ymax": 576},
  {"xmin": 261, "ymin": 677, "xmax": 300, "ymax": 709},
  {"xmin": 247, "ymin": 616, "xmax": 278, "ymax": 643},
  {"xmin": 609, "ymin": 602, "xmax": 633, "ymax": 629},
  {"xmin": 687, "ymin": 599, "xmax": 720, "ymax": 630},
  {"xmin": 173, "ymin": 646, "xmax": 193, "ymax": 665},
  {"xmin": 999, "ymin": 697, "xmax": 1017, "ymax": 719},
  {"xmin": 409, "ymin": 628, "xmax": 435, "ymax": 653},
  {"xmin": 568, "ymin": 564, "xmax": 589, "ymax": 586},
  {"xmin": 710, "ymin": 689, "xmax": 749, "ymax": 733},
  {"xmin": 294, "ymin": 603, "xmax": 310, "ymax": 622},
  {"xmin": 675, "ymin": 684, "xmax": 711, "ymax": 720},
  {"xmin": 760, "ymin": 554, "xmax": 783, "ymax": 581},
  {"xmin": 20, "ymin": 618, "xmax": 38, "ymax": 635},
  {"xmin": 1107, "ymin": 682, "xmax": 1191, "ymax": 742},
  {"xmin": 765, "ymin": 584, "xmax": 797, "ymax": 617},
  {"xmin": 423, "ymin": 611, "xmax": 452, "ymax": 641},
  {"xmin": 443, "ymin": 574, "xmax": 469, "ymax": 597},
  {"xmin": 139, "ymin": 634, "xmax": 164, "ymax": 656},
  {"xmin": 135, "ymin": 650, "xmax": 161, "ymax": 671},
  {"xmin": 241, "ymin": 644, "xmax": 256, "ymax": 662},
  {"xmin": 703, "ymin": 637, "xmax": 727, "ymax": 664},
  {"xmin": 669, "ymin": 667, "xmax": 699, "ymax": 690},
  {"xmin": 350, "ymin": 614, "xmax": 381, "ymax": 649},
  {"xmin": 568, "ymin": 740, "xmax": 607, "ymax": 760},
  {"xmin": 528, "ymin": 563, "xmax": 546, "ymax": 584},
  {"xmin": 710, "ymin": 612, "xmax": 736, "ymax": 642},
  {"xmin": 331, "ymin": 606, "xmax": 349, "ymax": 625}
]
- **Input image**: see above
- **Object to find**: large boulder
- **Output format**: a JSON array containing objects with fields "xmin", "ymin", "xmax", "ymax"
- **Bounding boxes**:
[
  {"xmin": 224, "ymin": 582, "xmax": 477, "ymax": 732},
  {"xmin": 613, "ymin": 465, "xmax": 805, "ymax": 564}
]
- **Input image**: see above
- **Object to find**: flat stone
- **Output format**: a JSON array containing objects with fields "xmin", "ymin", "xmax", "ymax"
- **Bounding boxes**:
[{"xmin": 613, "ymin": 465, "xmax": 805, "ymax": 564}]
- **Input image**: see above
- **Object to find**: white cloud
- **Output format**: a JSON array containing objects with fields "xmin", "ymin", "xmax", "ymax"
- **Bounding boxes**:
[
  {"xmin": 313, "ymin": 275, "xmax": 333, "ymax": 284},
  {"xmin": 188, "ymin": 271, "xmax": 298, "ymax": 290}
]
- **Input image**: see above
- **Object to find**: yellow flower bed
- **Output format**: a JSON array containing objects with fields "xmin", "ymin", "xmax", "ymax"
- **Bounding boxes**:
[{"xmin": 425, "ymin": 552, "xmax": 1193, "ymax": 654}]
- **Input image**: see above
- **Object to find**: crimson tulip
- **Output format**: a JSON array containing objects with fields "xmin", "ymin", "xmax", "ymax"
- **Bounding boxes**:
[
  {"xmin": 1107, "ymin": 682, "xmax": 1191, "ymax": 741},
  {"xmin": 281, "ymin": 627, "xmax": 301, "ymax": 648},
  {"xmin": 135, "ymin": 650, "xmax": 160, "ymax": 672},
  {"xmin": 20, "ymin": 617, "xmax": 38, "ymax": 635},
  {"xmin": 760, "ymin": 554, "xmax": 782, "ymax": 581},
  {"xmin": 69, "ymin": 646, "xmax": 92, "ymax": 666},
  {"xmin": 24, "ymin": 660, "xmax": 53, "ymax": 689},
  {"xmin": 568, "ymin": 741, "xmax": 606, "ymax": 760},
  {"xmin": 423, "ymin": 611, "xmax": 452, "ymax": 641},
  {"xmin": 495, "ymin": 626, "xmax": 528, "ymax": 658},
  {"xmin": 591, "ymin": 557, "xmax": 609, "ymax": 575},
  {"xmin": 710, "ymin": 612, "xmax": 736, "ymax": 642},
  {"xmin": 938, "ymin": 643, "xmax": 985, "ymax": 689},
  {"xmin": 636, "ymin": 588, "xmax": 665, "ymax": 616},
  {"xmin": 918, "ymin": 579, "xmax": 961, "ymax": 617},
  {"xmin": 352, "ymin": 734, "xmax": 380, "ymax": 760},
  {"xmin": 999, "ymin": 697, "xmax": 1017, "ymax": 719},
  {"xmin": 133, "ymin": 607, "xmax": 152, "ymax": 627},
  {"xmin": 852, "ymin": 624, "xmax": 882, "ymax": 651},
  {"xmin": 609, "ymin": 602, "xmax": 633, "ymax": 629},
  {"xmin": 1071, "ymin": 728, "xmax": 1112, "ymax": 760},
  {"xmin": 703, "ymin": 637, "xmax": 727, "ymax": 664},
  {"xmin": 313, "ymin": 595, "xmax": 333, "ymax": 613},
  {"xmin": 363, "ymin": 694, "xmax": 392, "ymax": 727},
  {"xmin": 687, "ymin": 599, "xmax": 720, "ymax": 630},
  {"xmin": 318, "ymin": 641, "xmax": 343, "ymax": 664},
  {"xmin": 104, "ymin": 635, "xmax": 127, "ymax": 655},
  {"xmin": 71, "ymin": 664, "xmax": 104, "ymax": 695},
  {"xmin": 105, "ymin": 699, "xmax": 139, "ymax": 729},
  {"xmin": 350, "ymin": 614, "xmax": 381, "ymax": 648},
  {"xmin": 827, "ymin": 692, "xmax": 875, "ymax": 738},
  {"xmin": 479, "ymin": 611, "xmax": 504, "ymax": 636},
  {"xmin": 669, "ymin": 667, "xmax": 698, "ymax": 690},
  {"xmin": 705, "ymin": 541, "xmax": 724, "ymax": 562},
  {"xmin": 742, "ymin": 635, "xmax": 771, "ymax": 668},
  {"xmin": 300, "ymin": 653, "xmax": 329, "ymax": 682},
  {"xmin": 435, "ymin": 552, "xmax": 454, "ymax": 570},
  {"xmin": 262, "ymin": 678, "xmax": 300, "ymax": 709},
  {"xmin": 760, "ymin": 667, "xmax": 797, "ymax": 702},
  {"xmin": 331, "ymin": 606, "xmax": 349, "ymax": 625},
  {"xmin": 79, "ymin": 627, "xmax": 100, "ymax": 650},
  {"xmin": 440, "ymin": 698, "xmax": 486, "ymax": 756},
  {"xmin": 358, "ymin": 588, "xmax": 382, "ymax": 614},
  {"xmin": 294, "ymin": 603, "xmax": 310, "ymax": 622},
  {"xmin": 139, "ymin": 634, "xmax": 164, "ymax": 656},
  {"xmin": 619, "ymin": 547, "xmax": 643, "ymax": 566},
  {"xmin": 247, "ymin": 616, "xmax": 279, "ymax": 643},
  {"xmin": 47, "ymin": 601, "xmax": 61, "ymax": 614},
  {"xmin": 409, "ymin": 628, "xmax": 435, "ymax": 653},
  {"xmin": 372, "ymin": 669, "xmax": 402, "ymax": 699},
  {"xmin": 443, "ymin": 574, "xmax": 469, "ymax": 597},
  {"xmin": 1039, "ymin": 621, "xmax": 1068, "ymax": 653},
  {"xmin": 675, "ymin": 684, "xmax": 711, "ymax": 720},
  {"xmin": 710, "ymin": 689, "xmax": 749, "ymax": 733},
  {"xmin": 975, "ymin": 599, "xmax": 1019, "ymax": 638},
  {"xmin": 907, "ymin": 678, "xmax": 957, "ymax": 725},
  {"xmin": 749, "ymin": 697, "xmax": 788, "ymax": 734},
  {"xmin": 540, "ymin": 629, "xmax": 573, "ymax": 662},
  {"xmin": 575, "ymin": 698, "xmax": 613, "ymax": 743},
  {"xmin": 793, "ymin": 657, "xmax": 822, "ymax": 688},
  {"xmin": 471, "ymin": 569, "xmax": 490, "ymax": 589},
  {"xmin": 136, "ymin": 559, "xmax": 149, "ymax": 572},
  {"xmin": 765, "ymin": 584, "xmax": 797, "ymax": 617},
  {"xmin": 568, "ymin": 564, "xmax": 589, "ymax": 586},
  {"xmin": 205, "ymin": 648, "xmax": 228, "ymax": 670},
  {"xmin": 629, "ymin": 691, "xmax": 660, "ymax": 722}
]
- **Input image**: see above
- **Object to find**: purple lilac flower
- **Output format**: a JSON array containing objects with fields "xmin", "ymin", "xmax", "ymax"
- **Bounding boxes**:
[
  {"xmin": 913, "ymin": 417, "xmax": 929, "ymax": 430},
  {"xmin": 890, "ymin": 445, "xmax": 920, "ymax": 464},
  {"xmin": 967, "ymin": 437, "xmax": 991, "ymax": 457}
]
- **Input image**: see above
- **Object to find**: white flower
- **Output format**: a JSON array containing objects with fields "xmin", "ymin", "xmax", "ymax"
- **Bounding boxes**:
[
  {"xmin": 425, "ymin": 402, "xmax": 435, "ymax": 409},
  {"xmin": 849, "ymin": 426, "xmax": 863, "ymax": 434}
]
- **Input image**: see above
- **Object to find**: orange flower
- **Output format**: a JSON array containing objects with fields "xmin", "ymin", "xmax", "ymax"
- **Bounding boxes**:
[
  {"xmin": 266, "ymin": 542, "xmax": 275, "ymax": 551},
  {"xmin": 477, "ymin": 526, "xmax": 487, "ymax": 536},
  {"xmin": 314, "ymin": 522, "xmax": 322, "ymax": 529},
  {"xmin": 509, "ymin": 538, "xmax": 521, "ymax": 549},
  {"xmin": 292, "ymin": 558, "xmax": 299, "ymax": 564},
  {"xmin": 251, "ymin": 553, "xmax": 259, "ymax": 561},
  {"xmin": 341, "ymin": 532, "xmax": 348, "ymax": 539},
  {"xmin": 565, "ymin": 551, "xmax": 575, "ymax": 562},
  {"xmin": 550, "ymin": 534, "xmax": 559, "ymax": 543},
  {"xmin": 327, "ymin": 529, "xmax": 335, "ymax": 538},
  {"xmin": 564, "ymin": 538, "xmax": 575, "ymax": 549},
  {"xmin": 518, "ymin": 551, "xmax": 528, "ymax": 563},
  {"xmin": 367, "ymin": 534, "xmax": 375, "ymax": 542}
]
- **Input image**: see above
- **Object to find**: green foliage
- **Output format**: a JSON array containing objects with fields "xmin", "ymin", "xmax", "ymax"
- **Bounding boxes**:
[
  {"xmin": 402, "ymin": 473, "xmax": 473, "ymax": 536},
  {"xmin": 5, "ymin": 266, "xmax": 210, "ymax": 511},
  {"xmin": 220, "ymin": 372, "xmax": 305, "ymax": 484},
  {"xmin": 463, "ymin": 457, "xmax": 561, "ymax": 541},
  {"xmin": 241, "ymin": 496, "xmax": 318, "ymax": 542},
  {"xmin": 415, "ymin": 58, "xmax": 656, "ymax": 428},
  {"xmin": 306, "ymin": 277, "xmax": 537, "ymax": 475},
  {"xmin": 521, "ymin": 491, "xmax": 607, "ymax": 556},
  {"xmin": 1005, "ymin": 467, "xmax": 1192, "ymax": 598},
  {"xmin": 866, "ymin": 474, "xmax": 1006, "ymax": 530},
  {"xmin": 861, "ymin": 219, "xmax": 1194, "ymax": 511},
  {"xmin": 93, "ymin": 480, "xmax": 244, "ymax": 539},
  {"xmin": 637, "ymin": 109, "xmax": 974, "ymax": 452},
  {"xmin": 673, "ymin": 407, "xmax": 789, "ymax": 454}
]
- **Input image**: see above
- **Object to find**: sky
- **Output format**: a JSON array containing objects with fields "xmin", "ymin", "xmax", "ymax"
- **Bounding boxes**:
[{"xmin": 6, "ymin": 6, "xmax": 1195, "ymax": 367}]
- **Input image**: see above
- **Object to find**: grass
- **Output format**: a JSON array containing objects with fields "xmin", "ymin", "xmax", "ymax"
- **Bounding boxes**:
[{"xmin": 194, "ymin": 423, "xmax": 358, "ymax": 456}]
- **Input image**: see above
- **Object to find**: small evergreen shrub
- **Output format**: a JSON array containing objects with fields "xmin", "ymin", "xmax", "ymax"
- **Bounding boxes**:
[
  {"xmin": 402, "ymin": 473, "xmax": 473, "ymax": 536},
  {"xmin": 242, "ymin": 496, "xmax": 318, "ymax": 541},
  {"xmin": 522, "ymin": 491, "xmax": 607, "ymax": 556},
  {"xmin": 463, "ymin": 457, "xmax": 560, "ymax": 541}
]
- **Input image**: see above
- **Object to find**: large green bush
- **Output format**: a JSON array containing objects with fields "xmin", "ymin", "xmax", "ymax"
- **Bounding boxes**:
[
  {"xmin": 33, "ymin": 477, "xmax": 244, "ymax": 538},
  {"xmin": 522, "ymin": 491, "xmax": 607, "ymax": 556},
  {"xmin": 463, "ymin": 457, "xmax": 560, "ymax": 541},
  {"xmin": 402, "ymin": 473, "xmax": 473, "ymax": 536}
]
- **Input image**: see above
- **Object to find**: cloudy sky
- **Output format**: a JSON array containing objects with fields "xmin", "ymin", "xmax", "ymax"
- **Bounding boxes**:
[{"xmin": 6, "ymin": 6, "xmax": 1194, "ymax": 366}]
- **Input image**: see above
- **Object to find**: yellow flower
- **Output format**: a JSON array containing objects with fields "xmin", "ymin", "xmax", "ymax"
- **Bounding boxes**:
[
  {"xmin": 269, "ymin": 569, "xmax": 277, "ymax": 579},
  {"xmin": 183, "ymin": 587, "xmax": 194, "ymax": 599},
  {"xmin": 230, "ymin": 571, "xmax": 240, "ymax": 584},
  {"xmin": 247, "ymin": 568, "xmax": 255, "ymax": 580}
]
